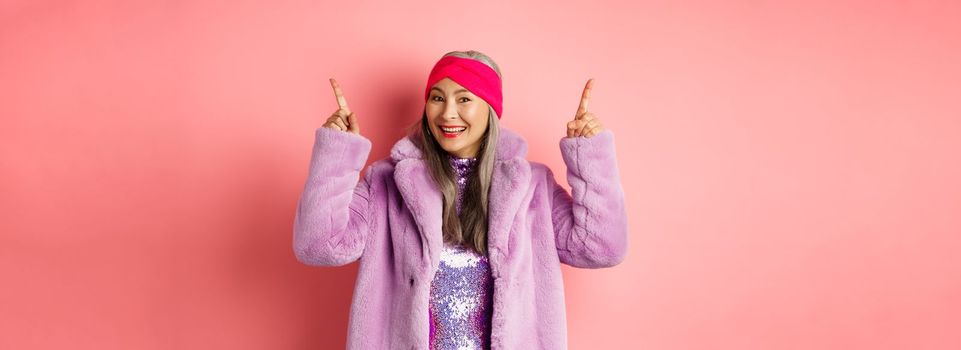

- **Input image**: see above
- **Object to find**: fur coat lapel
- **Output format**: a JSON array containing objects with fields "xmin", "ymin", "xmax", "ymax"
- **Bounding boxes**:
[{"xmin": 388, "ymin": 128, "xmax": 532, "ymax": 277}]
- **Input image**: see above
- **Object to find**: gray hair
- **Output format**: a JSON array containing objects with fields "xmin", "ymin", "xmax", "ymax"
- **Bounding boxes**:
[{"xmin": 409, "ymin": 50, "xmax": 502, "ymax": 255}]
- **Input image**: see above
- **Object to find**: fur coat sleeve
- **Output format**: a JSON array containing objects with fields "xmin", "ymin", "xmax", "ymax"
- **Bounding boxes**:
[
  {"xmin": 549, "ymin": 129, "xmax": 629, "ymax": 268},
  {"xmin": 292, "ymin": 127, "xmax": 373, "ymax": 266}
]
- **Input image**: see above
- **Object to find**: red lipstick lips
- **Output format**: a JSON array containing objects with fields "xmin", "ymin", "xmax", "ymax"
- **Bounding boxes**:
[{"xmin": 439, "ymin": 125, "xmax": 466, "ymax": 139}]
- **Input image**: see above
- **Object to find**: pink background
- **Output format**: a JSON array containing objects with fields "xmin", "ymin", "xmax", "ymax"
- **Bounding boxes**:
[{"xmin": 2, "ymin": 1, "xmax": 960, "ymax": 349}]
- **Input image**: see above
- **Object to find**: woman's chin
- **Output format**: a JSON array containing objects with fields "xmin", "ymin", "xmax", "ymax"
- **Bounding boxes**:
[
  {"xmin": 437, "ymin": 137, "xmax": 458, "ymax": 146},
  {"xmin": 438, "ymin": 142, "xmax": 464, "ymax": 155},
  {"xmin": 440, "ymin": 145, "xmax": 459, "ymax": 154}
]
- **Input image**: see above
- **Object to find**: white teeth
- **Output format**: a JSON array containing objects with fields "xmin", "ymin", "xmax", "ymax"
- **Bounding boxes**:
[{"xmin": 441, "ymin": 127, "xmax": 466, "ymax": 133}]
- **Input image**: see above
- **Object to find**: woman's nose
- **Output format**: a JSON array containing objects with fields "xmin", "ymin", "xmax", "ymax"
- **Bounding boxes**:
[{"xmin": 443, "ymin": 103, "xmax": 459, "ymax": 119}]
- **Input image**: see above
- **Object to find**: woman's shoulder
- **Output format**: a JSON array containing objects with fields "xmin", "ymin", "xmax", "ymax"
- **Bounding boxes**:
[
  {"xmin": 526, "ymin": 160, "xmax": 556, "ymax": 183},
  {"xmin": 364, "ymin": 157, "xmax": 397, "ymax": 178}
]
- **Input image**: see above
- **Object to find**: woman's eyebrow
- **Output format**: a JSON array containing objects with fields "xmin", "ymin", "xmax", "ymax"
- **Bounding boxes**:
[{"xmin": 431, "ymin": 87, "xmax": 469, "ymax": 94}]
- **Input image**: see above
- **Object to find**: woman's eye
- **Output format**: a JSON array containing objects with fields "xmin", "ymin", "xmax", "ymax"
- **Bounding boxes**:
[{"xmin": 430, "ymin": 96, "xmax": 469, "ymax": 102}]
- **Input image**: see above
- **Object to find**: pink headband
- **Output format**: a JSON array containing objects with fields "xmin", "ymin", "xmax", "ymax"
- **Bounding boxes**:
[{"xmin": 424, "ymin": 55, "xmax": 503, "ymax": 119}]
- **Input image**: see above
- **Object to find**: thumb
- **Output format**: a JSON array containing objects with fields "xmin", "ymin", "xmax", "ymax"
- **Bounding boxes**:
[{"xmin": 347, "ymin": 112, "xmax": 361, "ymax": 134}]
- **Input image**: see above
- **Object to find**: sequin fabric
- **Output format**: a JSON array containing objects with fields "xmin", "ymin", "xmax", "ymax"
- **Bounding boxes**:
[{"xmin": 428, "ymin": 154, "xmax": 495, "ymax": 349}]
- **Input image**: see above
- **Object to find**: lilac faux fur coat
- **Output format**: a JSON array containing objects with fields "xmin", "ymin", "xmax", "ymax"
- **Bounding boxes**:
[{"xmin": 293, "ymin": 126, "xmax": 628, "ymax": 349}]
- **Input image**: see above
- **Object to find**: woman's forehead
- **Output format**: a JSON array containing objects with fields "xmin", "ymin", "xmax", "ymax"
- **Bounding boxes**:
[{"xmin": 431, "ymin": 78, "xmax": 471, "ymax": 94}]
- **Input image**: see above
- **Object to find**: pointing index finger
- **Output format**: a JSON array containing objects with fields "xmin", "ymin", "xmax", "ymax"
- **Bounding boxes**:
[
  {"xmin": 577, "ymin": 78, "xmax": 594, "ymax": 117},
  {"xmin": 329, "ymin": 78, "xmax": 351, "ymax": 113}
]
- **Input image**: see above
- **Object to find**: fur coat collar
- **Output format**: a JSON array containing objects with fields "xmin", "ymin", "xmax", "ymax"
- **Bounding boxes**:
[{"xmin": 387, "ymin": 128, "xmax": 532, "ymax": 278}]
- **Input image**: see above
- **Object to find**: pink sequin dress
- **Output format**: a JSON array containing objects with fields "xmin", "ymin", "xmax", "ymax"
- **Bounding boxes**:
[{"xmin": 427, "ymin": 154, "xmax": 495, "ymax": 349}]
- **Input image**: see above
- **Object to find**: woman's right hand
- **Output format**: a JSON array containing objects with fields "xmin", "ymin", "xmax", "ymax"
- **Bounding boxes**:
[{"xmin": 323, "ymin": 78, "xmax": 361, "ymax": 135}]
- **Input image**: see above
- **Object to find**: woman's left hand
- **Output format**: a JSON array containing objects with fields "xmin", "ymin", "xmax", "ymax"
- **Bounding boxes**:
[{"xmin": 566, "ymin": 78, "xmax": 604, "ymax": 138}]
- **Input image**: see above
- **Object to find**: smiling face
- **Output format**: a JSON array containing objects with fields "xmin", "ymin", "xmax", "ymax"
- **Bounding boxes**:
[{"xmin": 425, "ymin": 78, "xmax": 491, "ymax": 159}]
